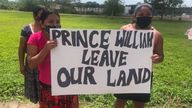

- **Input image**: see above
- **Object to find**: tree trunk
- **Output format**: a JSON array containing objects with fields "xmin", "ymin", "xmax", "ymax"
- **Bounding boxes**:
[{"xmin": 160, "ymin": 14, "xmax": 163, "ymax": 20}]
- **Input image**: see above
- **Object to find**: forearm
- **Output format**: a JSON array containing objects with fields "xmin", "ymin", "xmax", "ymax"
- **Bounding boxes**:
[
  {"xmin": 18, "ymin": 46, "xmax": 25, "ymax": 67},
  {"xmin": 28, "ymin": 47, "xmax": 49, "ymax": 69},
  {"xmin": 153, "ymin": 31, "xmax": 164, "ymax": 64}
]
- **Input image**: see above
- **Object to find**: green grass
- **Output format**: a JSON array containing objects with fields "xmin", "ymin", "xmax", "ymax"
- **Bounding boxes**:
[{"xmin": 0, "ymin": 11, "xmax": 192, "ymax": 107}]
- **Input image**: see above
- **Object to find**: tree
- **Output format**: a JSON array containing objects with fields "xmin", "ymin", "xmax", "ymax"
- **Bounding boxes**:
[
  {"xmin": 54, "ymin": 0, "xmax": 78, "ymax": 13},
  {"xmin": 17, "ymin": 0, "xmax": 77, "ymax": 11},
  {"xmin": 168, "ymin": 0, "xmax": 183, "ymax": 17},
  {"xmin": 0, "ymin": 0, "xmax": 9, "ymax": 9},
  {"xmin": 54, "ymin": 0, "xmax": 80, "ymax": 4},
  {"xmin": 0, "ymin": 0, "xmax": 19, "ymax": 10},
  {"xmin": 104, "ymin": 0, "xmax": 124, "ymax": 16},
  {"xmin": 18, "ymin": 0, "xmax": 40, "ymax": 11},
  {"xmin": 144, "ymin": 0, "xmax": 183, "ymax": 20},
  {"xmin": 84, "ymin": 2, "xmax": 100, "ymax": 8}
]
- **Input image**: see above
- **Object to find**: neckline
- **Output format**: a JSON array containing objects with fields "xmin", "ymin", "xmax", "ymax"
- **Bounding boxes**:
[{"xmin": 29, "ymin": 24, "xmax": 34, "ymax": 34}]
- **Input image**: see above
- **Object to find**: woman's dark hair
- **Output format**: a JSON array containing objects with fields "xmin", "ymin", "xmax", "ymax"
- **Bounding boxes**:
[
  {"xmin": 32, "ymin": 6, "xmax": 45, "ymax": 17},
  {"xmin": 39, "ymin": 9, "xmax": 60, "ymax": 23},
  {"xmin": 134, "ymin": 3, "xmax": 153, "ymax": 16}
]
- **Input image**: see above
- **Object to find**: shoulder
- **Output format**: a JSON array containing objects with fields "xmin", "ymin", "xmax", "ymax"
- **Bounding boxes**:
[
  {"xmin": 27, "ymin": 31, "xmax": 43, "ymax": 45},
  {"xmin": 153, "ymin": 28, "xmax": 163, "ymax": 44},
  {"xmin": 121, "ymin": 24, "xmax": 134, "ymax": 30},
  {"xmin": 22, "ymin": 24, "xmax": 31, "ymax": 32},
  {"xmin": 31, "ymin": 31, "xmax": 43, "ymax": 39},
  {"xmin": 150, "ymin": 26, "xmax": 162, "ymax": 38},
  {"xmin": 20, "ymin": 24, "xmax": 32, "ymax": 38},
  {"xmin": 154, "ymin": 29, "xmax": 162, "ymax": 38}
]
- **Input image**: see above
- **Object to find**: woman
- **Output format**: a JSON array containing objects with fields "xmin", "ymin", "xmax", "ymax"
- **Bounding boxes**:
[
  {"xmin": 114, "ymin": 3, "xmax": 164, "ymax": 108},
  {"xmin": 27, "ymin": 9, "xmax": 78, "ymax": 108},
  {"xmin": 18, "ymin": 6, "xmax": 45, "ymax": 103}
]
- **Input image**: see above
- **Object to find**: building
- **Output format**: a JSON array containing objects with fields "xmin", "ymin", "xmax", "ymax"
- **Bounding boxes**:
[
  {"xmin": 123, "ymin": 3, "xmax": 141, "ymax": 16},
  {"xmin": 74, "ymin": 7, "xmax": 104, "ymax": 14}
]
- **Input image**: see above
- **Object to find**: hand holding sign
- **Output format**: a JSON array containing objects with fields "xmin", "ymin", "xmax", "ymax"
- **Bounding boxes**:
[
  {"xmin": 151, "ymin": 54, "xmax": 161, "ymax": 63},
  {"xmin": 45, "ymin": 40, "xmax": 57, "ymax": 51}
]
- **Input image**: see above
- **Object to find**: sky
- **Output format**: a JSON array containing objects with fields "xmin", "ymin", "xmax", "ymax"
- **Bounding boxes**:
[{"xmin": 81, "ymin": 0, "xmax": 192, "ymax": 7}]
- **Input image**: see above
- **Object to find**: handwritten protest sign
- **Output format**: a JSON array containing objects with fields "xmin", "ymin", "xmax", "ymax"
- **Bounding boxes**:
[{"xmin": 50, "ymin": 29, "xmax": 154, "ymax": 95}]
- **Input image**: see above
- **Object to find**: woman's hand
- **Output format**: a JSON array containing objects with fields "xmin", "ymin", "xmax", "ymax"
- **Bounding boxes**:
[
  {"xmin": 27, "ymin": 40, "xmax": 57, "ymax": 69},
  {"xmin": 44, "ymin": 40, "xmax": 57, "ymax": 51}
]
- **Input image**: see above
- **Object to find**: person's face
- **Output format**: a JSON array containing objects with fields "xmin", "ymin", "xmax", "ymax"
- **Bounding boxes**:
[
  {"xmin": 135, "ymin": 6, "xmax": 152, "ymax": 17},
  {"xmin": 135, "ymin": 6, "xmax": 152, "ymax": 29},
  {"xmin": 42, "ymin": 13, "xmax": 61, "ymax": 34}
]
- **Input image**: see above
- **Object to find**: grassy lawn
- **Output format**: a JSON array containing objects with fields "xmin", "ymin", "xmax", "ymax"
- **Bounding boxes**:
[{"xmin": 0, "ymin": 10, "xmax": 191, "ymax": 108}]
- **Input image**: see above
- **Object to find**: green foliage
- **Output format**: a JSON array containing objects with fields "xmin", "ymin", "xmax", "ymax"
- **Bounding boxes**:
[
  {"xmin": 83, "ymin": 2, "xmax": 100, "ymax": 8},
  {"xmin": 0, "ymin": 11, "xmax": 31, "ymax": 101},
  {"xmin": 58, "ymin": 3, "xmax": 76, "ymax": 14},
  {"xmin": 0, "ymin": 0, "xmax": 8, "ymax": 9},
  {"xmin": 18, "ymin": 0, "xmax": 40, "ymax": 11},
  {"xmin": 104, "ymin": 0, "xmax": 124, "ymax": 16},
  {"xmin": 6, "ymin": 0, "xmax": 78, "ymax": 12},
  {"xmin": 0, "ymin": 0, "xmax": 18, "ymax": 10},
  {"xmin": 0, "ymin": 11, "xmax": 192, "ymax": 107},
  {"xmin": 145, "ymin": 0, "xmax": 183, "ymax": 19}
]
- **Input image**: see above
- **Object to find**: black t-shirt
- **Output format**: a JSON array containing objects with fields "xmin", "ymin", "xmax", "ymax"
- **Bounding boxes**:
[
  {"xmin": 20, "ymin": 24, "xmax": 33, "ymax": 42},
  {"xmin": 20, "ymin": 24, "xmax": 32, "ymax": 53}
]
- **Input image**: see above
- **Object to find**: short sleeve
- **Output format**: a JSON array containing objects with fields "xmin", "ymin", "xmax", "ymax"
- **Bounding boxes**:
[
  {"xmin": 20, "ymin": 29, "xmax": 28, "ymax": 38},
  {"xmin": 20, "ymin": 25, "xmax": 32, "ymax": 41}
]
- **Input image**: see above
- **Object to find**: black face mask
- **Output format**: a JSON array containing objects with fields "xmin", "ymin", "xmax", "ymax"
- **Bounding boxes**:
[
  {"xmin": 45, "ymin": 25, "xmax": 61, "ymax": 34},
  {"xmin": 136, "ymin": 17, "xmax": 152, "ymax": 29}
]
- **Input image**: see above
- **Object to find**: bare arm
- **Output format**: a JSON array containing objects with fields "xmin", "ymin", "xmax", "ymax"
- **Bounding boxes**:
[
  {"xmin": 18, "ymin": 36, "xmax": 26, "ymax": 75},
  {"xmin": 27, "ymin": 40, "xmax": 57, "ymax": 69},
  {"xmin": 152, "ymin": 31, "xmax": 164, "ymax": 64}
]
